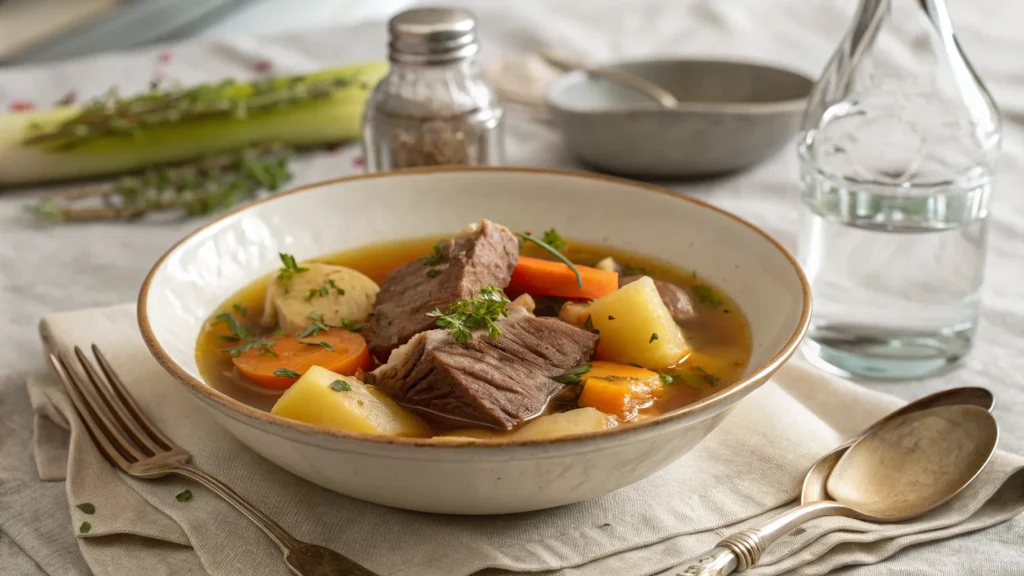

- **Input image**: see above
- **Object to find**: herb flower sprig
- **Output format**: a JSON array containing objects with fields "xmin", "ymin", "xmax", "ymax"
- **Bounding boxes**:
[{"xmin": 428, "ymin": 285, "xmax": 511, "ymax": 344}]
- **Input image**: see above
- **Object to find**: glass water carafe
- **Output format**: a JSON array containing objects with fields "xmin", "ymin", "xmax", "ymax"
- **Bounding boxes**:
[{"xmin": 797, "ymin": 0, "xmax": 1001, "ymax": 379}]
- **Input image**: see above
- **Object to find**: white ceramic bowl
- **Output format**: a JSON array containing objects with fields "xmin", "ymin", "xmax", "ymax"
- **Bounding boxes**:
[{"xmin": 139, "ymin": 167, "xmax": 810, "ymax": 515}]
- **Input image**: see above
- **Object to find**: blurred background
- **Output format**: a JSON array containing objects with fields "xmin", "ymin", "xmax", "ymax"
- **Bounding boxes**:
[{"xmin": 0, "ymin": 0, "xmax": 414, "ymax": 64}]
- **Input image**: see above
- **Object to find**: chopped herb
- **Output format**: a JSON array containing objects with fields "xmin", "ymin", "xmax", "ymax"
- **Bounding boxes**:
[
  {"xmin": 232, "ymin": 303, "xmax": 247, "ymax": 317},
  {"xmin": 554, "ymin": 364, "xmax": 592, "ymax": 385},
  {"xmin": 213, "ymin": 312, "xmax": 252, "ymax": 340},
  {"xmin": 217, "ymin": 334, "xmax": 241, "ymax": 342},
  {"xmin": 79, "ymin": 522, "xmax": 91, "ymax": 534},
  {"xmin": 257, "ymin": 341, "xmax": 279, "ymax": 357},
  {"xmin": 428, "ymin": 285, "xmax": 510, "ymax": 344},
  {"xmin": 175, "ymin": 489, "xmax": 193, "ymax": 502},
  {"xmin": 298, "ymin": 310, "xmax": 330, "ymax": 338},
  {"xmin": 517, "ymin": 232, "xmax": 582, "ymax": 287},
  {"xmin": 628, "ymin": 363, "xmax": 644, "ymax": 368},
  {"xmin": 622, "ymin": 265, "xmax": 648, "ymax": 276},
  {"xmin": 694, "ymin": 284, "xmax": 723, "ymax": 308},
  {"xmin": 656, "ymin": 371, "xmax": 674, "ymax": 384},
  {"xmin": 542, "ymin": 228, "xmax": 568, "ymax": 252},
  {"xmin": 276, "ymin": 253, "xmax": 308, "ymax": 294},
  {"xmin": 271, "ymin": 330, "xmax": 289, "ymax": 337},
  {"xmin": 607, "ymin": 315, "xmax": 615, "ymax": 321},
  {"xmin": 273, "ymin": 367, "xmax": 302, "ymax": 379},
  {"xmin": 692, "ymin": 365, "xmax": 721, "ymax": 386},
  {"xmin": 327, "ymin": 278, "xmax": 345, "ymax": 296},
  {"xmin": 723, "ymin": 309, "xmax": 731, "ymax": 314},
  {"xmin": 305, "ymin": 288, "xmax": 318, "ymax": 301},
  {"xmin": 76, "ymin": 503, "xmax": 95, "ymax": 514},
  {"xmin": 329, "ymin": 379, "xmax": 351, "ymax": 392},
  {"xmin": 423, "ymin": 242, "xmax": 446, "ymax": 266},
  {"xmin": 339, "ymin": 318, "xmax": 366, "ymax": 332},
  {"xmin": 425, "ymin": 268, "xmax": 442, "ymax": 278},
  {"xmin": 649, "ymin": 332, "xmax": 659, "ymax": 343},
  {"xmin": 222, "ymin": 338, "xmax": 276, "ymax": 358},
  {"xmin": 357, "ymin": 400, "xmax": 364, "ymax": 407},
  {"xmin": 302, "ymin": 340, "xmax": 335, "ymax": 351}
]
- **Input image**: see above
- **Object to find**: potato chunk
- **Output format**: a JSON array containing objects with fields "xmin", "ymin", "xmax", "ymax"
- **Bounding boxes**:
[
  {"xmin": 262, "ymin": 263, "xmax": 379, "ymax": 333},
  {"xmin": 586, "ymin": 276, "xmax": 689, "ymax": 368},
  {"xmin": 271, "ymin": 366, "xmax": 430, "ymax": 437}
]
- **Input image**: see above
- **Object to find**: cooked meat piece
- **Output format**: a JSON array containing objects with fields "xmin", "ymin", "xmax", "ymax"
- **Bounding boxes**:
[
  {"xmin": 366, "ymin": 307, "xmax": 599, "ymax": 431},
  {"xmin": 365, "ymin": 220, "xmax": 520, "ymax": 360},
  {"xmin": 619, "ymin": 275, "xmax": 696, "ymax": 321}
]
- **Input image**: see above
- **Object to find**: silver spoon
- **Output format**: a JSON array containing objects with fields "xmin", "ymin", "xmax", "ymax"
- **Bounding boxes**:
[
  {"xmin": 538, "ymin": 50, "xmax": 681, "ymax": 109},
  {"xmin": 802, "ymin": 386, "xmax": 993, "ymax": 503},
  {"xmin": 661, "ymin": 399, "xmax": 998, "ymax": 575}
]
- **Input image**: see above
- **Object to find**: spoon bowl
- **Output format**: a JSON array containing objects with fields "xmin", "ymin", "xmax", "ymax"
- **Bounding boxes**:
[
  {"xmin": 826, "ymin": 404, "xmax": 998, "ymax": 521},
  {"xmin": 801, "ymin": 386, "xmax": 994, "ymax": 504}
]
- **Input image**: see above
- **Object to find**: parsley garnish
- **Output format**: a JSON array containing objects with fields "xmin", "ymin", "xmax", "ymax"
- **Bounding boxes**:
[
  {"xmin": 79, "ymin": 522, "xmax": 91, "ymax": 534},
  {"xmin": 327, "ymin": 278, "xmax": 345, "ymax": 296},
  {"xmin": 175, "ymin": 489, "xmax": 193, "ymax": 502},
  {"xmin": 607, "ymin": 315, "xmax": 615, "ymax": 321},
  {"xmin": 76, "ymin": 503, "xmax": 95, "ymax": 514},
  {"xmin": 694, "ymin": 284, "xmax": 723, "ymax": 308},
  {"xmin": 299, "ymin": 311, "xmax": 330, "ymax": 338},
  {"xmin": 517, "ymin": 232, "xmax": 582, "ymax": 288},
  {"xmin": 301, "ymin": 340, "xmax": 335, "ymax": 351},
  {"xmin": 213, "ymin": 312, "xmax": 252, "ymax": 340},
  {"xmin": 306, "ymin": 278, "xmax": 344, "ymax": 300},
  {"xmin": 649, "ymin": 332, "xmax": 659, "ymax": 343},
  {"xmin": 553, "ymin": 364, "xmax": 592, "ymax": 384},
  {"xmin": 542, "ymin": 228, "xmax": 568, "ymax": 252},
  {"xmin": 339, "ymin": 318, "xmax": 366, "ymax": 332},
  {"xmin": 692, "ymin": 365, "xmax": 721, "ymax": 386},
  {"xmin": 276, "ymin": 253, "xmax": 308, "ymax": 294},
  {"xmin": 222, "ymin": 338, "xmax": 277, "ymax": 358},
  {"xmin": 232, "ymin": 303, "xmax": 247, "ymax": 317},
  {"xmin": 273, "ymin": 368, "xmax": 301, "ymax": 379},
  {"xmin": 329, "ymin": 379, "xmax": 351, "ymax": 392},
  {"xmin": 357, "ymin": 400, "xmax": 364, "ymax": 407},
  {"xmin": 423, "ymin": 242, "xmax": 446, "ymax": 266},
  {"xmin": 656, "ymin": 371, "xmax": 674, "ymax": 384},
  {"xmin": 428, "ymin": 285, "xmax": 510, "ymax": 344}
]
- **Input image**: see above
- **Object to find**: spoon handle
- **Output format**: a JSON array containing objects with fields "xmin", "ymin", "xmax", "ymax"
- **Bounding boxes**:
[{"xmin": 659, "ymin": 501, "xmax": 847, "ymax": 574}]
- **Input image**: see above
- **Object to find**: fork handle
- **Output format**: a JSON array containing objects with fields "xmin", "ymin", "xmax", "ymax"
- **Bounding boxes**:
[{"xmin": 172, "ymin": 464, "xmax": 300, "ymax": 551}]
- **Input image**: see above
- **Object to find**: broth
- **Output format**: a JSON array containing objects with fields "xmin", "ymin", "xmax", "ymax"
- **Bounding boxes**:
[{"xmin": 196, "ymin": 237, "xmax": 751, "ymax": 434}]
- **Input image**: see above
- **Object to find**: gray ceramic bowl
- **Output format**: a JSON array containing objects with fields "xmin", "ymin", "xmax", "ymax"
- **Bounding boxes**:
[{"xmin": 546, "ymin": 59, "xmax": 813, "ymax": 178}]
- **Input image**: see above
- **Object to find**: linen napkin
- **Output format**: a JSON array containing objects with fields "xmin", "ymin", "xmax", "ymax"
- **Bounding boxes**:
[{"xmin": 29, "ymin": 303, "xmax": 1024, "ymax": 576}]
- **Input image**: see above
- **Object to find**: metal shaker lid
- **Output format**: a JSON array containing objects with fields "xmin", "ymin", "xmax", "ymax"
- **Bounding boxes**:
[{"xmin": 388, "ymin": 7, "xmax": 479, "ymax": 64}]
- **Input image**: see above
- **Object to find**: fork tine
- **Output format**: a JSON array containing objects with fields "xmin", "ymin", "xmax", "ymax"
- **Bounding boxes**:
[
  {"xmin": 91, "ymin": 344, "xmax": 177, "ymax": 452},
  {"xmin": 73, "ymin": 346, "xmax": 162, "ymax": 457},
  {"xmin": 48, "ymin": 352, "xmax": 136, "ymax": 471}
]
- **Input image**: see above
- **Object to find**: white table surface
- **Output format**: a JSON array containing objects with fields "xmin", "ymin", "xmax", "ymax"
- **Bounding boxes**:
[{"xmin": 1, "ymin": 0, "xmax": 1023, "ymax": 574}]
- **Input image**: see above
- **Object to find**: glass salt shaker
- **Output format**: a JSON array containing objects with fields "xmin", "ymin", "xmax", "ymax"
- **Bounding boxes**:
[
  {"xmin": 797, "ymin": 0, "xmax": 1001, "ymax": 379},
  {"xmin": 361, "ymin": 6, "xmax": 504, "ymax": 171}
]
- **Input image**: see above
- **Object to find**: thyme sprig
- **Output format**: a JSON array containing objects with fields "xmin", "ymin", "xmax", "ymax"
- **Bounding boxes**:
[
  {"xmin": 29, "ymin": 143, "xmax": 292, "ymax": 222},
  {"xmin": 24, "ymin": 75, "xmax": 363, "ymax": 149},
  {"xmin": 428, "ymin": 285, "xmax": 510, "ymax": 344}
]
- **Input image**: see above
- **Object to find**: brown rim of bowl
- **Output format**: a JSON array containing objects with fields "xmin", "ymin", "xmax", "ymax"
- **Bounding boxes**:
[
  {"xmin": 138, "ymin": 166, "xmax": 812, "ymax": 448},
  {"xmin": 547, "ymin": 58, "xmax": 813, "ymax": 115}
]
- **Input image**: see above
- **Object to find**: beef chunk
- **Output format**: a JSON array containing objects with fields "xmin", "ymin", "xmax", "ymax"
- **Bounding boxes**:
[
  {"xmin": 619, "ymin": 275, "xmax": 696, "ymax": 321},
  {"xmin": 366, "ymin": 307, "xmax": 599, "ymax": 431},
  {"xmin": 365, "ymin": 220, "xmax": 520, "ymax": 360}
]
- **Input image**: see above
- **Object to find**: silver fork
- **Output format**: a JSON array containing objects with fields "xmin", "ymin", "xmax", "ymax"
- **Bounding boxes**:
[{"xmin": 48, "ymin": 343, "xmax": 380, "ymax": 576}]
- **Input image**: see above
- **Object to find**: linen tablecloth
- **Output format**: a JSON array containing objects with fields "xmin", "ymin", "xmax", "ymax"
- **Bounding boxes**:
[{"xmin": 2, "ymin": 1, "xmax": 1024, "ymax": 574}]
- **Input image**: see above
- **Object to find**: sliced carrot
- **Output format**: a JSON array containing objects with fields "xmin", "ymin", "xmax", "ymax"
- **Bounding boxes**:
[
  {"xmin": 507, "ymin": 256, "xmax": 618, "ymax": 300},
  {"xmin": 232, "ymin": 330, "xmax": 372, "ymax": 391},
  {"xmin": 577, "ymin": 362, "xmax": 664, "ymax": 420}
]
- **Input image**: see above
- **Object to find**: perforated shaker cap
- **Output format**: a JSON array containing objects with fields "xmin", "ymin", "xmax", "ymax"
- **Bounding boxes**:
[{"xmin": 388, "ymin": 6, "xmax": 479, "ymax": 64}]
